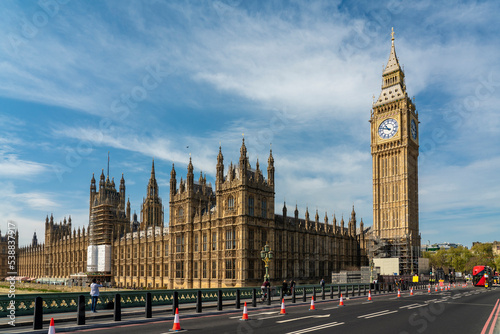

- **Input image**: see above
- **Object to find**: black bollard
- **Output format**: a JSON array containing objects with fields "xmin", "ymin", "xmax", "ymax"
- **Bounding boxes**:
[
  {"xmin": 358, "ymin": 285, "xmax": 361, "ymax": 296},
  {"xmin": 345, "ymin": 285, "xmax": 349, "ymax": 298},
  {"xmin": 218, "ymin": 290, "xmax": 223, "ymax": 310},
  {"xmin": 196, "ymin": 290, "xmax": 202, "ymax": 313},
  {"xmin": 322, "ymin": 286, "xmax": 325, "ymax": 300},
  {"xmin": 114, "ymin": 293, "xmax": 121, "ymax": 321},
  {"xmin": 172, "ymin": 291, "xmax": 179, "ymax": 315},
  {"xmin": 252, "ymin": 288, "xmax": 257, "ymax": 307},
  {"xmin": 267, "ymin": 287, "xmax": 271, "ymax": 305},
  {"xmin": 338, "ymin": 285, "xmax": 341, "ymax": 298},
  {"xmin": 280, "ymin": 287, "xmax": 284, "ymax": 301},
  {"xmin": 77, "ymin": 295, "xmax": 85, "ymax": 326},
  {"xmin": 313, "ymin": 287, "xmax": 316, "ymax": 302},
  {"xmin": 364, "ymin": 284, "xmax": 367, "ymax": 295},
  {"xmin": 145, "ymin": 292, "xmax": 152, "ymax": 318},
  {"xmin": 292, "ymin": 286, "xmax": 296, "ymax": 303},
  {"xmin": 302, "ymin": 287, "xmax": 307, "ymax": 302},
  {"xmin": 236, "ymin": 289, "xmax": 241, "ymax": 309},
  {"xmin": 330, "ymin": 285, "xmax": 334, "ymax": 299},
  {"xmin": 33, "ymin": 296, "xmax": 43, "ymax": 330}
]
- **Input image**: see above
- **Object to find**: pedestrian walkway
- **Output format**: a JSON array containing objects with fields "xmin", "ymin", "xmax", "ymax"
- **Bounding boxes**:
[{"xmin": 0, "ymin": 290, "xmax": 370, "ymax": 333}]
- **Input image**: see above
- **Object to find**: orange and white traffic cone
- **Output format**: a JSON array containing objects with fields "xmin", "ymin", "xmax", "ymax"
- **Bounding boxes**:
[
  {"xmin": 368, "ymin": 290, "xmax": 372, "ymax": 301},
  {"xmin": 240, "ymin": 302, "xmax": 249, "ymax": 321},
  {"xmin": 48, "ymin": 318, "xmax": 55, "ymax": 334},
  {"xmin": 397, "ymin": 289, "xmax": 401, "ymax": 298},
  {"xmin": 280, "ymin": 298, "xmax": 287, "ymax": 314},
  {"xmin": 309, "ymin": 296, "xmax": 316, "ymax": 310},
  {"xmin": 435, "ymin": 285, "xmax": 438, "ymax": 292},
  {"xmin": 339, "ymin": 293, "xmax": 344, "ymax": 306},
  {"xmin": 410, "ymin": 287, "xmax": 413, "ymax": 296},
  {"xmin": 428, "ymin": 285, "xmax": 431, "ymax": 293},
  {"xmin": 171, "ymin": 307, "xmax": 181, "ymax": 331}
]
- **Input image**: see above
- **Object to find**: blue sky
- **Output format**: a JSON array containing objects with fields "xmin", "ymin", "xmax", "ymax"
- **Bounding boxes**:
[{"xmin": 1, "ymin": 0, "xmax": 499, "ymax": 248}]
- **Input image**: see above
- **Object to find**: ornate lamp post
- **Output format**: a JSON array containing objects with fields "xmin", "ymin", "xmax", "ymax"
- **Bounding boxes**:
[{"xmin": 260, "ymin": 244, "xmax": 274, "ymax": 281}]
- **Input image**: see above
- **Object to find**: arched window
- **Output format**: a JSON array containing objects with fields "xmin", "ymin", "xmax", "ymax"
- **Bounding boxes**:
[
  {"xmin": 177, "ymin": 208, "xmax": 184, "ymax": 222},
  {"xmin": 248, "ymin": 196, "xmax": 254, "ymax": 216},
  {"xmin": 228, "ymin": 196, "xmax": 235, "ymax": 210}
]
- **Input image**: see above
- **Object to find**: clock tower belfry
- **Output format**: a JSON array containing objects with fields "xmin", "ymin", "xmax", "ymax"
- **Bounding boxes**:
[{"xmin": 370, "ymin": 28, "xmax": 420, "ymax": 274}]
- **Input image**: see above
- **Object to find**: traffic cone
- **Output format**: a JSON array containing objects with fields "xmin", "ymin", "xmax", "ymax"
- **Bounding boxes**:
[
  {"xmin": 240, "ymin": 302, "xmax": 249, "ymax": 321},
  {"xmin": 397, "ymin": 289, "xmax": 401, "ymax": 298},
  {"xmin": 339, "ymin": 293, "xmax": 344, "ymax": 306},
  {"xmin": 171, "ymin": 308, "xmax": 181, "ymax": 331},
  {"xmin": 280, "ymin": 299, "xmax": 287, "ymax": 314},
  {"xmin": 368, "ymin": 290, "xmax": 372, "ymax": 301},
  {"xmin": 48, "ymin": 318, "xmax": 55, "ymax": 334},
  {"xmin": 410, "ymin": 287, "xmax": 413, "ymax": 296},
  {"xmin": 428, "ymin": 285, "xmax": 431, "ymax": 293},
  {"xmin": 435, "ymin": 285, "xmax": 438, "ymax": 292},
  {"xmin": 309, "ymin": 296, "xmax": 316, "ymax": 310}
]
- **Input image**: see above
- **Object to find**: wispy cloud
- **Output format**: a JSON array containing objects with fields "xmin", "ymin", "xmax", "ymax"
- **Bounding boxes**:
[{"xmin": 0, "ymin": 151, "xmax": 49, "ymax": 177}]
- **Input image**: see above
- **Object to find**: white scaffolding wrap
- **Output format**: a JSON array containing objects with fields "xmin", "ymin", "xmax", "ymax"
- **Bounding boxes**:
[
  {"xmin": 97, "ymin": 245, "xmax": 112, "ymax": 272},
  {"xmin": 86, "ymin": 245, "xmax": 98, "ymax": 272}
]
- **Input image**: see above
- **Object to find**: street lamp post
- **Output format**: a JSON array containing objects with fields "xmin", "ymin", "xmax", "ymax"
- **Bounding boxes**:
[{"xmin": 260, "ymin": 244, "xmax": 274, "ymax": 281}]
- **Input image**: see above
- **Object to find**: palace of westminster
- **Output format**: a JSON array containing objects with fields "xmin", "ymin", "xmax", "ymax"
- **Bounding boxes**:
[{"xmin": 7, "ymin": 30, "xmax": 420, "ymax": 288}]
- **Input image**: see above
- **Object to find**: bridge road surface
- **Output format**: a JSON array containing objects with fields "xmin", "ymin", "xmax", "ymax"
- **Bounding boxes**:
[{"xmin": 32, "ymin": 286, "xmax": 500, "ymax": 333}]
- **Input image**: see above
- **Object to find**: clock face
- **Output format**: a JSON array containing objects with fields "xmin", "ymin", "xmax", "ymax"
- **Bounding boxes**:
[
  {"xmin": 410, "ymin": 119, "xmax": 417, "ymax": 140},
  {"xmin": 378, "ymin": 118, "xmax": 399, "ymax": 139}
]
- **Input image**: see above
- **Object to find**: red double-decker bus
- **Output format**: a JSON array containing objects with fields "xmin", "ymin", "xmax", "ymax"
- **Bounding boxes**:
[{"xmin": 473, "ymin": 265, "xmax": 493, "ymax": 287}]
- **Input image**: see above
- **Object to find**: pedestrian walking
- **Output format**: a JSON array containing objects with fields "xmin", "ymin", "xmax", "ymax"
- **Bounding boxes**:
[
  {"xmin": 90, "ymin": 279, "xmax": 103, "ymax": 313},
  {"xmin": 282, "ymin": 280, "xmax": 288, "ymax": 296}
]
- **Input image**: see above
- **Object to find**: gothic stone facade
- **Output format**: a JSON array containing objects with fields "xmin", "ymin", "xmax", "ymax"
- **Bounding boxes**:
[{"xmin": 18, "ymin": 140, "xmax": 368, "ymax": 288}]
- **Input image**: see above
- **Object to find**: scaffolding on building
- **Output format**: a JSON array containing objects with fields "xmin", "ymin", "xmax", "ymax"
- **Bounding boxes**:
[{"xmin": 369, "ymin": 233, "xmax": 420, "ymax": 275}]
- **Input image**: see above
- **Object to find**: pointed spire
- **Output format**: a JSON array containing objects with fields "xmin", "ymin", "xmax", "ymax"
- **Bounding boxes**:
[
  {"xmin": 188, "ymin": 157, "xmax": 193, "ymax": 174},
  {"xmin": 171, "ymin": 163, "xmax": 176, "ymax": 178},
  {"xmin": 383, "ymin": 27, "xmax": 402, "ymax": 76},
  {"xmin": 151, "ymin": 159, "xmax": 155, "ymax": 176},
  {"xmin": 240, "ymin": 137, "xmax": 247, "ymax": 159},
  {"xmin": 267, "ymin": 146, "xmax": 275, "ymax": 186},
  {"xmin": 217, "ymin": 145, "xmax": 223, "ymax": 165}
]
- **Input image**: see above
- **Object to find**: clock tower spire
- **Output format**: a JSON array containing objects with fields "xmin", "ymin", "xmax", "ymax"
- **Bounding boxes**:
[{"xmin": 370, "ymin": 28, "xmax": 420, "ymax": 275}]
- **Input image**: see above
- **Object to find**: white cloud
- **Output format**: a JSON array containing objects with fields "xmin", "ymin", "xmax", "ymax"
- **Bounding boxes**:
[{"xmin": 0, "ymin": 152, "xmax": 49, "ymax": 177}]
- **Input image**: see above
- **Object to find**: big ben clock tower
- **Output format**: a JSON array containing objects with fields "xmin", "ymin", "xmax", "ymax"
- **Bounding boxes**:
[{"xmin": 370, "ymin": 28, "xmax": 420, "ymax": 274}]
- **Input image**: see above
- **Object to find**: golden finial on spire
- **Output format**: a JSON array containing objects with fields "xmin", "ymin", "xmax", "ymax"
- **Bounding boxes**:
[{"xmin": 391, "ymin": 27, "xmax": 395, "ymax": 40}]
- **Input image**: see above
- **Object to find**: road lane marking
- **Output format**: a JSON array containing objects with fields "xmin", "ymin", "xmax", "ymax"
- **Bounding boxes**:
[
  {"xmin": 277, "ymin": 314, "xmax": 330, "ymax": 323},
  {"xmin": 229, "ymin": 311, "xmax": 277, "ymax": 319},
  {"xmin": 400, "ymin": 304, "xmax": 421, "ymax": 309},
  {"xmin": 406, "ymin": 304, "xmax": 427, "ymax": 309},
  {"xmin": 285, "ymin": 321, "xmax": 345, "ymax": 334},
  {"xmin": 257, "ymin": 314, "xmax": 286, "ymax": 320},
  {"xmin": 358, "ymin": 310, "xmax": 398, "ymax": 319},
  {"xmin": 358, "ymin": 310, "xmax": 394, "ymax": 318}
]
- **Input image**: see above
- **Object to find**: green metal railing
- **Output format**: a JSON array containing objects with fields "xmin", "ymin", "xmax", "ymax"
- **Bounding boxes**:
[{"xmin": 0, "ymin": 284, "xmax": 370, "ymax": 317}]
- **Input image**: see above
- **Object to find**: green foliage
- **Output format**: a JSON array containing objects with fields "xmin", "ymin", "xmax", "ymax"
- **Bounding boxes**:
[{"xmin": 424, "ymin": 244, "xmax": 499, "ymax": 273}]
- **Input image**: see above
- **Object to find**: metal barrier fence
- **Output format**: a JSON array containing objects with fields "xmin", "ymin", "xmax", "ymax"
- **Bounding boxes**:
[{"xmin": 0, "ymin": 284, "xmax": 373, "ymax": 317}]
